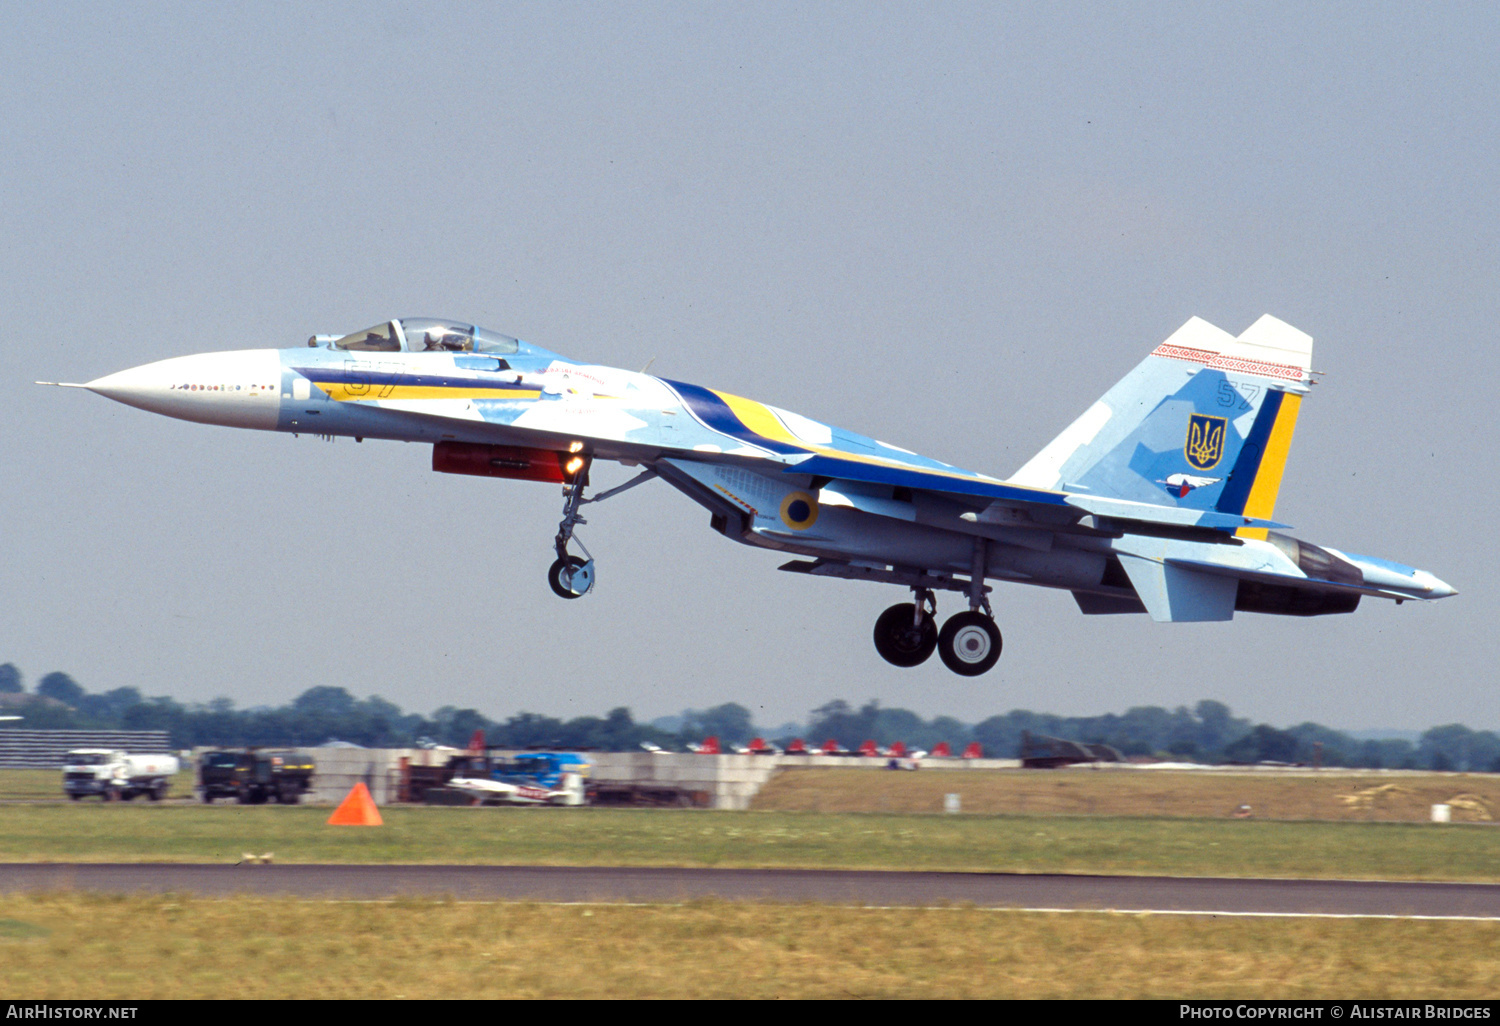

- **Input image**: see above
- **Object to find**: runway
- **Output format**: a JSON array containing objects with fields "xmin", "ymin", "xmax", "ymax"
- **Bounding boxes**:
[{"xmin": 4, "ymin": 864, "xmax": 1499, "ymax": 919}]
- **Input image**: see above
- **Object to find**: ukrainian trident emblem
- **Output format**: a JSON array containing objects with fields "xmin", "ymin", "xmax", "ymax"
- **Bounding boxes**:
[{"xmin": 1185, "ymin": 414, "xmax": 1227, "ymax": 471}]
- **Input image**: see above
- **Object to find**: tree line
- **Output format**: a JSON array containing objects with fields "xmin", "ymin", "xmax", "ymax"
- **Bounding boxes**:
[{"xmin": 1, "ymin": 663, "xmax": 1496, "ymax": 771}]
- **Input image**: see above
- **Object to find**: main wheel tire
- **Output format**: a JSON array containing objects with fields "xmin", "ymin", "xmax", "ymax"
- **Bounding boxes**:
[
  {"xmin": 548, "ymin": 555, "xmax": 590, "ymax": 599},
  {"xmin": 872, "ymin": 603, "xmax": 939, "ymax": 667},
  {"xmin": 938, "ymin": 611, "xmax": 1002, "ymax": 676}
]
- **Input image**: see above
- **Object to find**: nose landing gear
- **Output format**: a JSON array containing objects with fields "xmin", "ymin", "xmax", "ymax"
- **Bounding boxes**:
[
  {"xmin": 545, "ymin": 461, "xmax": 659, "ymax": 600},
  {"xmin": 549, "ymin": 460, "xmax": 595, "ymax": 599}
]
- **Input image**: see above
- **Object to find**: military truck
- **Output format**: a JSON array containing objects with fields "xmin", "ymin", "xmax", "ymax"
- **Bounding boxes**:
[{"xmin": 198, "ymin": 749, "xmax": 315, "ymax": 804}]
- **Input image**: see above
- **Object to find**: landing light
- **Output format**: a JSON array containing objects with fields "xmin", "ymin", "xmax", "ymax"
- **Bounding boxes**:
[
  {"xmin": 568, "ymin": 441, "xmax": 584, "ymax": 453},
  {"xmin": 565, "ymin": 456, "xmax": 586, "ymax": 476}
]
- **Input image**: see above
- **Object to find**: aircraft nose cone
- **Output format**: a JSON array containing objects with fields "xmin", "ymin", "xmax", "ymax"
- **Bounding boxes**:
[
  {"xmin": 1416, "ymin": 571, "xmax": 1457, "ymax": 599},
  {"xmin": 85, "ymin": 350, "xmax": 282, "ymax": 430}
]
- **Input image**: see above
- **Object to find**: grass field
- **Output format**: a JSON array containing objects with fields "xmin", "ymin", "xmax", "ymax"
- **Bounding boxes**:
[
  {"xmin": 4, "ymin": 768, "xmax": 1499, "ymax": 999},
  {"xmin": 2, "ymin": 894, "xmax": 1497, "ymax": 999},
  {"xmin": 1, "ymin": 802, "xmax": 1497, "ymax": 881},
  {"xmin": 754, "ymin": 767, "xmax": 1500, "ymax": 822}
]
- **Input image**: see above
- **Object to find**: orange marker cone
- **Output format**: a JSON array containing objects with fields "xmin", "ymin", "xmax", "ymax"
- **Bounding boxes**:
[{"xmin": 327, "ymin": 782, "xmax": 383, "ymax": 826}]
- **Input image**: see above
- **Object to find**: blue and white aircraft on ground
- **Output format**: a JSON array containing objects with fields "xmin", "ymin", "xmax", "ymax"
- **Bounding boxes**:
[{"xmin": 47, "ymin": 314, "xmax": 1454, "ymax": 676}]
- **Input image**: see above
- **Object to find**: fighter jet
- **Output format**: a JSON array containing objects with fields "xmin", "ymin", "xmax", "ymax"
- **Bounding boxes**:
[{"xmin": 44, "ymin": 314, "xmax": 1454, "ymax": 676}]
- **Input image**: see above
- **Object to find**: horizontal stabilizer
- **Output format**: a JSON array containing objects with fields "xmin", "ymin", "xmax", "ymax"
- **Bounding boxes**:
[
  {"xmin": 1117, "ymin": 555, "xmax": 1237, "ymax": 622},
  {"xmin": 1163, "ymin": 556, "xmax": 1415, "ymax": 602}
]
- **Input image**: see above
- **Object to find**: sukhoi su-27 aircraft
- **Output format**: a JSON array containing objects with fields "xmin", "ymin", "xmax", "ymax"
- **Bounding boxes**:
[{"xmin": 46, "ymin": 313, "xmax": 1454, "ymax": 676}]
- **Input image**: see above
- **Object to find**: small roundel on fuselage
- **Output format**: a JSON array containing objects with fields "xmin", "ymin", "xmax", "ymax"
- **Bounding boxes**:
[{"xmin": 780, "ymin": 491, "xmax": 819, "ymax": 530}]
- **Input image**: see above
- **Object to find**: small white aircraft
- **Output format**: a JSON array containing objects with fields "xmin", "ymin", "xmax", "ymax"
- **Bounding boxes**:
[
  {"xmin": 47, "ymin": 314, "xmax": 1454, "ymax": 675},
  {"xmin": 447, "ymin": 751, "xmax": 591, "ymax": 806}
]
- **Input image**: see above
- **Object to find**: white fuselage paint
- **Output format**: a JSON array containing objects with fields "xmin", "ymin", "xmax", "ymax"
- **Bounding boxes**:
[{"xmin": 84, "ymin": 350, "xmax": 283, "ymax": 431}]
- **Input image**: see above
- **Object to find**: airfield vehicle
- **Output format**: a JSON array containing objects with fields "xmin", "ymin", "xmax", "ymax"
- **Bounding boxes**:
[
  {"xmin": 62, "ymin": 749, "xmax": 180, "ymax": 801},
  {"xmin": 198, "ymin": 749, "xmax": 315, "ymax": 804}
]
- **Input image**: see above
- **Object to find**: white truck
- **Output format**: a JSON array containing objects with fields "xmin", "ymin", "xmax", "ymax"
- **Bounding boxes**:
[{"xmin": 62, "ymin": 748, "xmax": 180, "ymax": 801}]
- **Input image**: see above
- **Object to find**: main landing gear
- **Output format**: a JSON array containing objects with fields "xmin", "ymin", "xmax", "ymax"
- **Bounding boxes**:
[
  {"xmin": 873, "ymin": 590, "xmax": 1002, "ymax": 676},
  {"xmin": 872, "ymin": 540, "xmax": 1002, "ymax": 675},
  {"xmin": 546, "ymin": 459, "xmax": 658, "ymax": 600}
]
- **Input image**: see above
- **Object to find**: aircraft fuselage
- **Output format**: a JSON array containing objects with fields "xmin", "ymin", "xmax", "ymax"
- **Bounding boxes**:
[{"xmin": 57, "ymin": 315, "xmax": 1454, "ymax": 676}]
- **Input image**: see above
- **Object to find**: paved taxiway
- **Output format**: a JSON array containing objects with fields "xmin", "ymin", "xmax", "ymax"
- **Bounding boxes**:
[{"xmin": 3, "ymin": 865, "xmax": 1498, "ymax": 918}]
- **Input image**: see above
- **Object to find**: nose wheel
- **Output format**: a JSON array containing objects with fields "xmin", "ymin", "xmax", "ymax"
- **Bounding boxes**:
[{"xmin": 548, "ymin": 554, "xmax": 594, "ymax": 599}]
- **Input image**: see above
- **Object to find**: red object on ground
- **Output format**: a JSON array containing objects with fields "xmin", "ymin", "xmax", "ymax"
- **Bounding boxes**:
[
  {"xmin": 931, "ymin": 742, "xmax": 952, "ymax": 758},
  {"xmin": 961, "ymin": 742, "xmax": 983, "ymax": 759},
  {"xmin": 327, "ymin": 782, "xmax": 383, "ymax": 826}
]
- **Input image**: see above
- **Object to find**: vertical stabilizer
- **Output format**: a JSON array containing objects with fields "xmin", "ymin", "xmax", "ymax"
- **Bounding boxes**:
[{"xmin": 1009, "ymin": 315, "xmax": 1313, "ymax": 525}]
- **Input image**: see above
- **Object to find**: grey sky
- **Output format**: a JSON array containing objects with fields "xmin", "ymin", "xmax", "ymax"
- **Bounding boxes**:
[{"xmin": 3, "ymin": 2, "xmax": 1495, "ymax": 732}]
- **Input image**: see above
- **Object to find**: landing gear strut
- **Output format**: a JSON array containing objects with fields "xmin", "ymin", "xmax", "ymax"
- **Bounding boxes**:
[
  {"xmin": 938, "ymin": 538, "xmax": 1002, "ymax": 675},
  {"xmin": 548, "ymin": 460, "xmax": 595, "ymax": 599}
]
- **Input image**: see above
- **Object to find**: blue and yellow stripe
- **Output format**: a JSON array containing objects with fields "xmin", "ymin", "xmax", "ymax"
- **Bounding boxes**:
[{"xmin": 1214, "ymin": 388, "xmax": 1302, "ymax": 539}]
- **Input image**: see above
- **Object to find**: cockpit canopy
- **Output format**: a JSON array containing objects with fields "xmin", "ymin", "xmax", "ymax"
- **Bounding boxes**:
[{"xmin": 329, "ymin": 319, "xmax": 520, "ymax": 355}]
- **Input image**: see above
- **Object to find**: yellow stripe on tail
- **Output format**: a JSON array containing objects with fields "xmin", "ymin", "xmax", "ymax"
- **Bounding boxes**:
[{"xmin": 1237, "ymin": 392, "xmax": 1302, "ymax": 540}]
